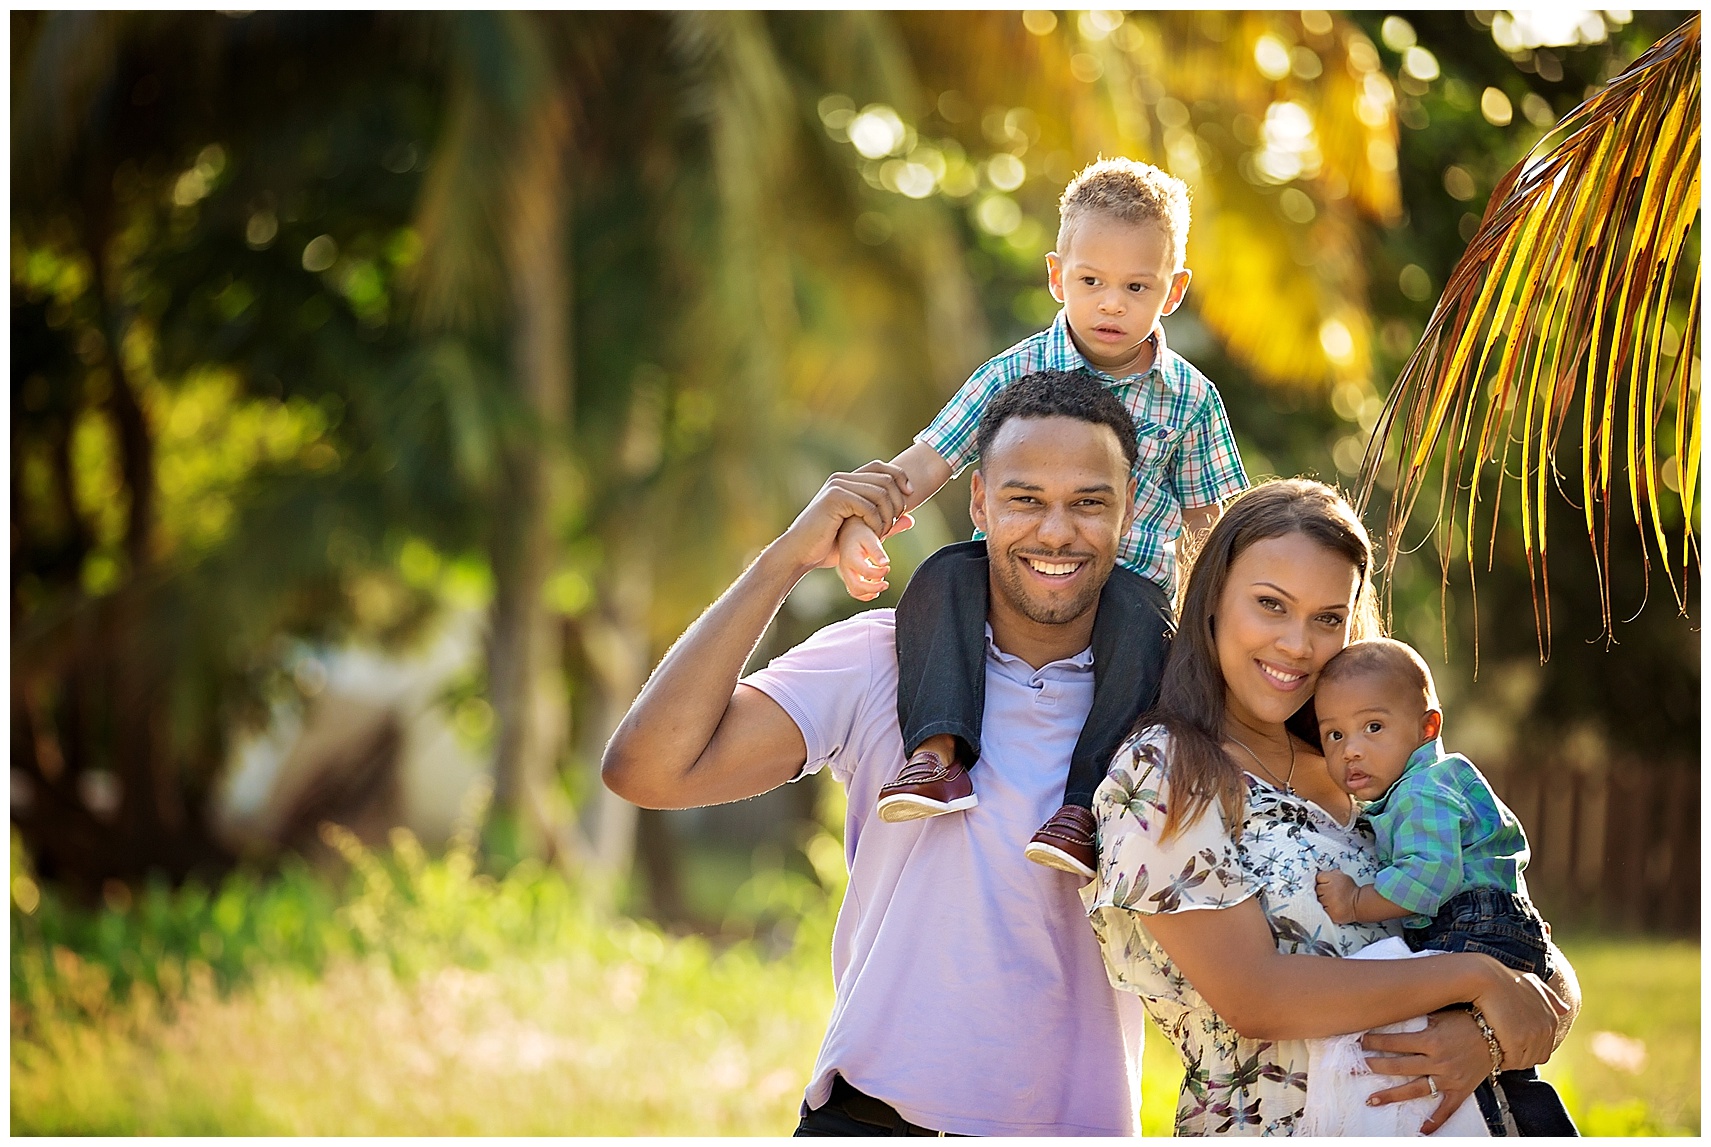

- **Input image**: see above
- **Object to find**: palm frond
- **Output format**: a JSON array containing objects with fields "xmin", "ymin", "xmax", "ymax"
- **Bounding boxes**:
[{"xmin": 1358, "ymin": 16, "xmax": 1701, "ymax": 656}]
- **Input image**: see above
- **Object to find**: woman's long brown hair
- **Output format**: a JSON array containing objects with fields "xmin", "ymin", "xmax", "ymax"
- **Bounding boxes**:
[{"xmin": 1147, "ymin": 478, "xmax": 1383, "ymax": 840}]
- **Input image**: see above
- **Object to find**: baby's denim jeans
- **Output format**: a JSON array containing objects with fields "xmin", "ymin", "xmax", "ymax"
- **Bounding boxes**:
[{"xmin": 1405, "ymin": 887, "xmax": 1575, "ymax": 1137}]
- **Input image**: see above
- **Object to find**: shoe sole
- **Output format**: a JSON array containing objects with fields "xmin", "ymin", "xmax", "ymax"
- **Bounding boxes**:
[
  {"xmin": 1023, "ymin": 840, "xmax": 1095, "ymax": 880},
  {"xmin": 876, "ymin": 793, "xmax": 978, "ymax": 823}
]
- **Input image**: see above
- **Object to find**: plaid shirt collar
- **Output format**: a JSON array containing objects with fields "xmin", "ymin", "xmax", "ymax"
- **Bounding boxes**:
[
  {"xmin": 1363, "ymin": 736, "xmax": 1448, "ymax": 816},
  {"xmin": 1046, "ymin": 309, "xmax": 1184, "ymax": 394}
]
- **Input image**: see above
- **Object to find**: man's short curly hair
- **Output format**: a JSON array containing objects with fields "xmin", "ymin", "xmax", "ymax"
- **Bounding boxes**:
[
  {"xmin": 974, "ymin": 369, "xmax": 1139, "ymax": 473},
  {"xmin": 1318, "ymin": 638, "xmax": 1441, "ymax": 711},
  {"xmin": 1056, "ymin": 156, "xmax": 1192, "ymax": 269}
]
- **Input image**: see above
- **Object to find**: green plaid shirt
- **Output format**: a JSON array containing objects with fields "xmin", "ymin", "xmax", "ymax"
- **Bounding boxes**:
[
  {"xmin": 917, "ymin": 311, "xmax": 1247, "ymax": 596},
  {"xmin": 1362, "ymin": 738, "xmax": 1532, "ymax": 929}
]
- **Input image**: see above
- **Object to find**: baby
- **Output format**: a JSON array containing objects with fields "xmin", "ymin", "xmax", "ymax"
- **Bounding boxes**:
[{"xmin": 1308, "ymin": 638, "xmax": 1572, "ymax": 1136}]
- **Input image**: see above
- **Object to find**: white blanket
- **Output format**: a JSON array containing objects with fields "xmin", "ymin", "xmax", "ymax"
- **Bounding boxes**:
[{"xmin": 1301, "ymin": 937, "xmax": 1491, "ymax": 1137}]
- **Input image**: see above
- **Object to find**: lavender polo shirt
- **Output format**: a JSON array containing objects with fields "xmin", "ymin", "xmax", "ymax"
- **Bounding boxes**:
[{"xmin": 742, "ymin": 609, "xmax": 1144, "ymax": 1136}]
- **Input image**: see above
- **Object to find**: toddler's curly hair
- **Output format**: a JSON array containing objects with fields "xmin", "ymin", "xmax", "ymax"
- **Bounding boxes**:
[{"xmin": 1056, "ymin": 156, "xmax": 1192, "ymax": 268}]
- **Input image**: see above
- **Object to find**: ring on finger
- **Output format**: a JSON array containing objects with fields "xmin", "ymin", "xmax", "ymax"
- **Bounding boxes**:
[{"xmin": 1425, "ymin": 1076, "xmax": 1439, "ymax": 1098}]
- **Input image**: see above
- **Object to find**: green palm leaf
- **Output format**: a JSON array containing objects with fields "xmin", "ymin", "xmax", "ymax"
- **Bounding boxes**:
[{"xmin": 1358, "ymin": 16, "xmax": 1701, "ymax": 656}]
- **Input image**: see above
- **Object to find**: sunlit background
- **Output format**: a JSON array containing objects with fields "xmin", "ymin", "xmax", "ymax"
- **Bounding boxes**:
[{"xmin": 11, "ymin": 10, "xmax": 1698, "ymax": 1135}]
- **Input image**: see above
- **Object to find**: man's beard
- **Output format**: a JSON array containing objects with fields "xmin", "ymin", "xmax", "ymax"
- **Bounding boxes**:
[{"xmin": 989, "ymin": 549, "xmax": 1107, "ymax": 626}]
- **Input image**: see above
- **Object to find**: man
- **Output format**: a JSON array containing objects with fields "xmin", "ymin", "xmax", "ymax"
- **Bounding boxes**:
[{"xmin": 603, "ymin": 371, "xmax": 1169, "ymax": 1135}]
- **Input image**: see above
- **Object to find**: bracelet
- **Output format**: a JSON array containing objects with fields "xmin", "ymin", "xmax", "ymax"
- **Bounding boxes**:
[{"xmin": 1468, "ymin": 1007, "xmax": 1505, "ymax": 1079}]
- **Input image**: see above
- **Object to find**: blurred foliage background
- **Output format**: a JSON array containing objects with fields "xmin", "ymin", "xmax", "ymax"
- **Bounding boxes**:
[{"xmin": 10, "ymin": 9, "xmax": 1698, "ymax": 1135}]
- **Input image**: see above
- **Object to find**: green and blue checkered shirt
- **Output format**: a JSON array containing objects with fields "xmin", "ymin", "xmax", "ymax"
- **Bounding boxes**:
[
  {"xmin": 1361, "ymin": 738, "xmax": 1532, "ymax": 929},
  {"xmin": 917, "ymin": 310, "xmax": 1247, "ymax": 597}
]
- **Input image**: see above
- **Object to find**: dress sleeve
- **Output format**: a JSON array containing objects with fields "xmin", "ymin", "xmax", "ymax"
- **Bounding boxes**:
[{"xmin": 1084, "ymin": 725, "xmax": 1256, "ymax": 917}]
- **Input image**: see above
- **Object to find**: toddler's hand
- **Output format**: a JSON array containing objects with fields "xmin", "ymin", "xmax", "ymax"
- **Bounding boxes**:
[
  {"xmin": 836, "ymin": 519, "xmax": 892, "ymax": 601},
  {"xmin": 1315, "ymin": 869, "xmax": 1359, "ymax": 925}
]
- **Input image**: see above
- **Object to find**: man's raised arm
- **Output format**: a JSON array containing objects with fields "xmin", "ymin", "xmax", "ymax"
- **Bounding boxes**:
[{"xmin": 601, "ymin": 462, "xmax": 911, "ymax": 809}]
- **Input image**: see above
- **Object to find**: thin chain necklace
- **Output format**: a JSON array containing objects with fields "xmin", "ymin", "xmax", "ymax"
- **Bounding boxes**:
[{"xmin": 1226, "ymin": 731, "xmax": 1296, "ymax": 795}]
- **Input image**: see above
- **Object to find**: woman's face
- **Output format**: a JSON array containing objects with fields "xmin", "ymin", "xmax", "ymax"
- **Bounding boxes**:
[{"xmin": 1212, "ymin": 532, "xmax": 1363, "ymax": 732}]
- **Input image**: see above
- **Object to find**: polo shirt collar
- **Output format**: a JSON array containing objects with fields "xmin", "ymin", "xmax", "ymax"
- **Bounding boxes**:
[
  {"xmin": 1363, "ymin": 736, "xmax": 1446, "ymax": 815},
  {"xmin": 1047, "ymin": 309, "xmax": 1183, "ymax": 393},
  {"xmin": 983, "ymin": 622, "xmax": 1096, "ymax": 672}
]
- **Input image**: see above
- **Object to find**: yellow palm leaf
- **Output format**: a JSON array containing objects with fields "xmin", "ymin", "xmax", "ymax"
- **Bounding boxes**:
[{"xmin": 1359, "ymin": 16, "xmax": 1701, "ymax": 655}]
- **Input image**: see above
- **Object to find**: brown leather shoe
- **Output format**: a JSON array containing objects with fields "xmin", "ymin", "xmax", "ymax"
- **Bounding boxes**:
[
  {"xmin": 876, "ymin": 749, "xmax": 977, "ymax": 823},
  {"xmin": 1024, "ymin": 804, "xmax": 1097, "ymax": 880}
]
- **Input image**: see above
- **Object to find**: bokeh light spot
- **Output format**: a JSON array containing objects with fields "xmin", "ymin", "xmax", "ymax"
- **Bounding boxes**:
[{"xmin": 1480, "ymin": 87, "xmax": 1514, "ymax": 126}]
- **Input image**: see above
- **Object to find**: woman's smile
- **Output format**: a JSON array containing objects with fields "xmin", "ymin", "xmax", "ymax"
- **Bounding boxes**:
[
  {"xmin": 1215, "ymin": 533, "xmax": 1362, "ymax": 731},
  {"xmin": 1256, "ymin": 658, "xmax": 1309, "ymax": 691}
]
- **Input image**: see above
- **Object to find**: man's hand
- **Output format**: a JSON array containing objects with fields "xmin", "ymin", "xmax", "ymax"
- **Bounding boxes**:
[
  {"xmin": 779, "ymin": 461, "xmax": 913, "ymax": 576},
  {"xmin": 836, "ymin": 519, "xmax": 893, "ymax": 601},
  {"xmin": 1315, "ymin": 869, "xmax": 1359, "ymax": 925}
]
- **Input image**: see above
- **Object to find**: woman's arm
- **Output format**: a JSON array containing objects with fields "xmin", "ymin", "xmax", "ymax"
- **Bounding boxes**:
[
  {"xmin": 1136, "ymin": 895, "xmax": 1566, "ymax": 1059},
  {"xmin": 1545, "ymin": 941, "xmax": 1581, "ymax": 1050}
]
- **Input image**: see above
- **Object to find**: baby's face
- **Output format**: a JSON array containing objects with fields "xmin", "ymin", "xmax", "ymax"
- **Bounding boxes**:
[{"xmin": 1316, "ymin": 676, "xmax": 1432, "ymax": 802}]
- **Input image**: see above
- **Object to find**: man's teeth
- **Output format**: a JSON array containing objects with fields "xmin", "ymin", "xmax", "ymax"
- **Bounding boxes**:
[
  {"xmin": 1026, "ymin": 558, "xmax": 1080, "ymax": 576},
  {"xmin": 1260, "ymin": 663, "xmax": 1304, "ymax": 684}
]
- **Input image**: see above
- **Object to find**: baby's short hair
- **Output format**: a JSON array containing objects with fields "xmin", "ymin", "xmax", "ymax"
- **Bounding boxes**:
[
  {"xmin": 1318, "ymin": 638, "xmax": 1440, "ymax": 711},
  {"xmin": 1056, "ymin": 157, "xmax": 1192, "ymax": 268}
]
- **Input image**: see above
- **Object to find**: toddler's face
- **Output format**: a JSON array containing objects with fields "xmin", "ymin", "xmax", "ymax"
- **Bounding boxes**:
[
  {"xmin": 1315, "ymin": 676, "xmax": 1435, "ymax": 802},
  {"xmin": 1047, "ymin": 216, "xmax": 1188, "ymax": 375}
]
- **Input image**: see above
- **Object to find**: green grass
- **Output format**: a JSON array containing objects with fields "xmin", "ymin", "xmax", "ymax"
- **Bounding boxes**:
[{"xmin": 10, "ymin": 827, "xmax": 1698, "ymax": 1136}]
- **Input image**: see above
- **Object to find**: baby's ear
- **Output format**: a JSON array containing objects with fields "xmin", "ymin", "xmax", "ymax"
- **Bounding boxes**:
[{"xmin": 1421, "ymin": 709, "xmax": 1443, "ymax": 742}]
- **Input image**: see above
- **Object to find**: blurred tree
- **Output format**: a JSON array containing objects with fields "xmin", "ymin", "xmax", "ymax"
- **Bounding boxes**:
[
  {"xmin": 11, "ymin": 11, "xmax": 1694, "ymax": 916},
  {"xmin": 13, "ymin": 12, "xmax": 462, "ymax": 891}
]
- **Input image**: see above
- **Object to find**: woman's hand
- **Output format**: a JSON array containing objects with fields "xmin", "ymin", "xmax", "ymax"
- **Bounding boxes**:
[
  {"xmin": 1361, "ymin": 1010, "xmax": 1490, "ymax": 1135},
  {"xmin": 1468, "ymin": 959, "xmax": 1569, "ymax": 1069}
]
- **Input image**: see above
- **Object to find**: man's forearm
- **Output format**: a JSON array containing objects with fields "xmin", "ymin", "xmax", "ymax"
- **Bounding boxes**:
[
  {"xmin": 605, "ymin": 459, "xmax": 909, "ymax": 805},
  {"xmin": 601, "ymin": 541, "xmax": 810, "ymax": 802}
]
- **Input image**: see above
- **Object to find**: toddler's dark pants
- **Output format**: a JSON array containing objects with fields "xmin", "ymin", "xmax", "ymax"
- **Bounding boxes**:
[
  {"xmin": 1405, "ymin": 887, "xmax": 1577, "ymax": 1137},
  {"xmin": 895, "ymin": 540, "xmax": 1173, "ymax": 810}
]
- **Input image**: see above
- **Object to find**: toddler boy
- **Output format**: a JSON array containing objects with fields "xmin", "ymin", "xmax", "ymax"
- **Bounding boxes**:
[
  {"xmin": 836, "ymin": 157, "xmax": 1247, "ymax": 878},
  {"xmin": 1312, "ymin": 638, "xmax": 1574, "ymax": 1136}
]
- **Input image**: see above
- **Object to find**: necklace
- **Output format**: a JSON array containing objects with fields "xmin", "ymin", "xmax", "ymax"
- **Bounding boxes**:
[{"xmin": 1227, "ymin": 732, "xmax": 1296, "ymax": 795}]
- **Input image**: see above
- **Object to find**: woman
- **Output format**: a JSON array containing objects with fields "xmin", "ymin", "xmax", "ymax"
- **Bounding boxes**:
[{"xmin": 1084, "ymin": 479, "xmax": 1575, "ymax": 1136}]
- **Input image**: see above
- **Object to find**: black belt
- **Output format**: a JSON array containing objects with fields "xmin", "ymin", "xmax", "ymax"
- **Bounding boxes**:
[{"xmin": 821, "ymin": 1075, "xmax": 959, "ymax": 1136}]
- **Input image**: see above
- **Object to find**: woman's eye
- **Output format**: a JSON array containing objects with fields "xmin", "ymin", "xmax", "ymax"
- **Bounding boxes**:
[
  {"xmin": 1257, "ymin": 596, "xmax": 1283, "ymax": 612},
  {"xmin": 1317, "ymin": 613, "xmax": 1347, "ymax": 627}
]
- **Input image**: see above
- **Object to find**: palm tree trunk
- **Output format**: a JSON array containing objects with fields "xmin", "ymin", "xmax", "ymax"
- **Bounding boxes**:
[
  {"xmin": 484, "ymin": 84, "xmax": 578, "ymax": 866},
  {"xmin": 579, "ymin": 528, "xmax": 655, "ymax": 891}
]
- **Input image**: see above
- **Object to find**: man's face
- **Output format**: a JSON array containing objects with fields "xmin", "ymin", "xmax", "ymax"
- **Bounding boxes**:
[
  {"xmin": 1047, "ymin": 215, "xmax": 1190, "ymax": 376},
  {"xmin": 970, "ymin": 414, "xmax": 1137, "ymax": 632},
  {"xmin": 1316, "ymin": 676, "xmax": 1435, "ymax": 802}
]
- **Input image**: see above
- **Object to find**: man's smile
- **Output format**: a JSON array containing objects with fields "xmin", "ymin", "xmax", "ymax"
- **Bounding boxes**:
[{"xmin": 1019, "ymin": 553, "xmax": 1090, "ymax": 581}]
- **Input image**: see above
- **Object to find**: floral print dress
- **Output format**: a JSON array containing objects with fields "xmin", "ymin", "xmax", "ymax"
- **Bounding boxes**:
[{"xmin": 1081, "ymin": 725, "xmax": 1396, "ymax": 1136}]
